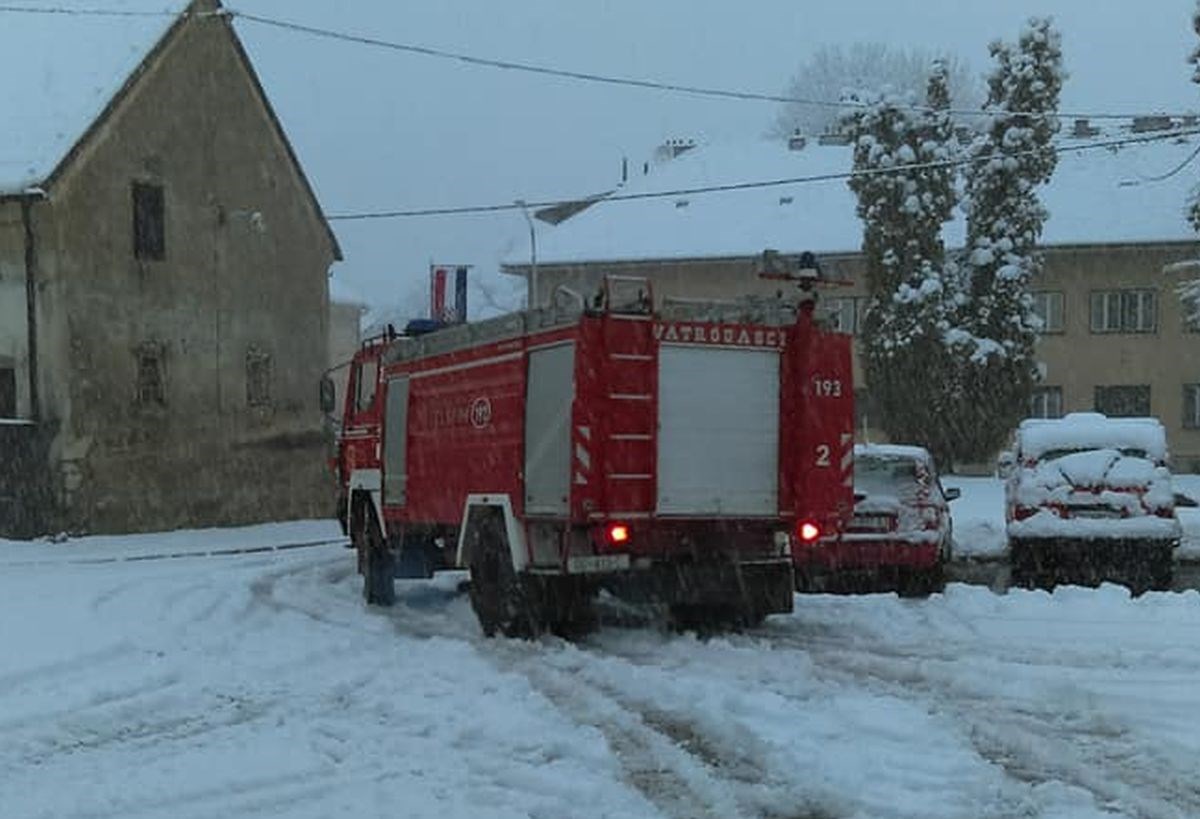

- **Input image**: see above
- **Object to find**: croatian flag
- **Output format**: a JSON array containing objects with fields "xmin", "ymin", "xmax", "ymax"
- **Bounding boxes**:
[{"xmin": 430, "ymin": 266, "xmax": 468, "ymax": 323}]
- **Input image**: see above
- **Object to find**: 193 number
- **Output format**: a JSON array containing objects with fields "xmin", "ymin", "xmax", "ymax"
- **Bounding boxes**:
[{"xmin": 813, "ymin": 378, "xmax": 843, "ymax": 397}]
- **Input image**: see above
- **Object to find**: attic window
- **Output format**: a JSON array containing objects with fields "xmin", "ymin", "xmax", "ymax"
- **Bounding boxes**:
[
  {"xmin": 133, "ymin": 182, "xmax": 165, "ymax": 260},
  {"xmin": 779, "ymin": 196, "xmax": 794, "ymax": 205}
]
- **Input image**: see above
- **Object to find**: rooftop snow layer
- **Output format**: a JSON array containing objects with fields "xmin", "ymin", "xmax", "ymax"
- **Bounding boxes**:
[
  {"xmin": 0, "ymin": 1, "xmax": 188, "ymax": 194},
  {"xmin": 855, "ymin": 443, "xmax": 933, "ymax": 463},
  {"xmin": 514, "ymin": 136, "xmax": 1200, "ymax": 267}
]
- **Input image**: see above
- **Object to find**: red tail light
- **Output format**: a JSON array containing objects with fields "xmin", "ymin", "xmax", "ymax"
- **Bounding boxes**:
[
  {"xmin": 606, "ymin": 523, "xmax": 631, "ymax": 546},
  {"xmin": 798, "ymin": 521, "xmax": 821, "ymax": 543}
]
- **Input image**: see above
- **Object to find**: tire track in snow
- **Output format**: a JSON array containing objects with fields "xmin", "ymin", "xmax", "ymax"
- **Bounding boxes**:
[
  {"xmin": 775, "ymin": 629, "xmax": 1200, "ymax": 819},
  {"xmin": 495, "ymin": 642, "xmax": 837, "ymax": 819}
]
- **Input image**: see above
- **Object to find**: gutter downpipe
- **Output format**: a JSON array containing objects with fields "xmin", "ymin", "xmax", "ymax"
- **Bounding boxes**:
[{"xmin": 19, "ymin": 195, "xmax": 41, "ymax": 421}]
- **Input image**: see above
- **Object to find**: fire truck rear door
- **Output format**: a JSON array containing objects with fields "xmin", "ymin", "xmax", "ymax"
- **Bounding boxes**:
[{"xmin": 657, "ymin": 345, "xmax": 779, "ymax": 516}]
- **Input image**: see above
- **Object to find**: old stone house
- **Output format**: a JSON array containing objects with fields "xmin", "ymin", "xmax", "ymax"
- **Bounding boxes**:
[
  {"xmin": 0, "ymin": 0, "xmax": 341, "ymax": 536},
  {"xmin": 502, "ymin": 130, "xmax": 1200, "ymax": 470}
]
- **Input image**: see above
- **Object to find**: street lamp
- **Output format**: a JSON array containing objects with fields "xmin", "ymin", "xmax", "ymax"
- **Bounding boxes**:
[{"xmin": 515, "ymin": 199, "xmax": 538, "ymax": 309}]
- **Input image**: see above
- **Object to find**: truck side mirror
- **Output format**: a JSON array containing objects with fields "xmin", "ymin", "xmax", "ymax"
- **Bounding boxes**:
[
  {"xmin": 319, "ymin": 375, "xmax": 336, "ymax": 415},
  {"xmin": 943, "ymin": 486, "xmax": 961, "ymax": 502}
]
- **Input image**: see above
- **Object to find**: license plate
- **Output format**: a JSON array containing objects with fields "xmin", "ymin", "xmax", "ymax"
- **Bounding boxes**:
[
  {"xmin": 567, "ymin": 554, "xmax": 631, "ymax": 574},
  {"xmin": 851, "ymin": 515, "xmax": 893, "ymax": 531}
]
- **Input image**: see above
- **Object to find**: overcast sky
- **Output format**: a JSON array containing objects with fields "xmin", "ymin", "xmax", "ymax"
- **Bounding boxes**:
[{"xmin": 231, "ymin": 0, "xmax": 1200, "ymax": 320}]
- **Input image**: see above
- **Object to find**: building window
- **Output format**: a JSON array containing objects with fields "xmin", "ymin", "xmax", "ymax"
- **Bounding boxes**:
[
  {"xmin": 1030, "ymin": 386, "xmax": 1063, "ymax": 419},
  {"xmin": 135, "ymin": 344, "xmax": 165, "ymax": 405},
  {"xmin": 246, "ymin": 347, "xmax": 272, "ymax": 407},
  {"xmin": 1031, "ymin": 291, "xmax": 1064, "ymax": 334},
  {"xmin": 1185, "ymin": 384, "xmax": 1200, "ymax": 429},
  {"xmin": 1089, "ymin": 289, "xmax": 1156, "ymax": 334},
  {"xmin": 0, "ymin": 367, "xmax": 15, "ymax": 418},
  {"xmin": 823, "ymin": 297, "xmax": 862, "ymax": 334},
  {"xmin": 1094, "ymin": 384, "xmax": 1150, "ymax": 417},
  {"xmin": 132, "ymin": 182, "xmax": 165, "ymax": 260}
]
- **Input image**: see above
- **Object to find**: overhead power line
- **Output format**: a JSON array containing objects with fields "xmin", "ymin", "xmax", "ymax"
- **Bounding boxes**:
[
  {"xmin": 1131, "ymin": 140, "xmax": 1200, "ymax": 183},
  {"xmin": 222, "ymin": 8, "xmax": 1195, "ymax": 124},
  {"xmin": 324, "ymin": 126, "xmax": 1200, "ymax": 221},
  {"xmin": 0, "ymin": 3, "xmax": 195, "ymax": 17},
  {"xmin": 0, "ymin": 4, "xmax": 1193, "ymax": 124}
]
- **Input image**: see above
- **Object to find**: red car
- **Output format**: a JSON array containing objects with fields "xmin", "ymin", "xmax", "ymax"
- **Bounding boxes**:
[{"xmin": 794, "ymin": 444, "xmax": 958, "ymax": 596}]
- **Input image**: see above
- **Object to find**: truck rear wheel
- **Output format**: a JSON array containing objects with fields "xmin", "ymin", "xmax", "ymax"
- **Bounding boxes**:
[{"xmin": 467, "ymin": 523, "xmax": 542, "ymax": 639}]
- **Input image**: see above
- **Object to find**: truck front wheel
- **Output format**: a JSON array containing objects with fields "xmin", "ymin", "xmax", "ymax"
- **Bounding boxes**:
[{"xmin": 355, "ymin": 503, "xmax": 395, "ymax": 607}]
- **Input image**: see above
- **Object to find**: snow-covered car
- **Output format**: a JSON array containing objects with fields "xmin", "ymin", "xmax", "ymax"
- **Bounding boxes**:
[
  {"xmin": 794, "ymin": 444, "xmax": 958, "ymax": 597},
  {"xmin": 1004, "ymin": 413, "xmax": 1181, "ymax": 593}
]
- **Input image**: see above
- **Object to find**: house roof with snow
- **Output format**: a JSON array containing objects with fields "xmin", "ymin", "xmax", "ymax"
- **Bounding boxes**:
[
  {"xmin": 505, "ymin": 133, "xmax": 1200, "ymax": 268},
  {"xmin": 0, "ymin": 1, "xmax": 192, "ymax": 195},
  {"xmin": 0, "ymin": 0, "xmax": 341, "ymax": 258}
]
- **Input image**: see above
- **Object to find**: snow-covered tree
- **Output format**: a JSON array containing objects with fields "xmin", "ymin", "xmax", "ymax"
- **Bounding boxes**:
[
  {"xmin": 846, "ymin": 62, "xmax": 963, "ymax": 466},
  {"xmin": 771, "ymin": 44, "xmax": 980, "ymax": 139},
  {"xmin": 952, "ymin": 18, "xmax": 1064, "ymax": 463}
]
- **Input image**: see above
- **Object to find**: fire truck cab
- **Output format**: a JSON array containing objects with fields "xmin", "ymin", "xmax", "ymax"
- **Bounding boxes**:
[{"xmin": 332, "ymin": 278, "xmax": 854, "ymax": 637}]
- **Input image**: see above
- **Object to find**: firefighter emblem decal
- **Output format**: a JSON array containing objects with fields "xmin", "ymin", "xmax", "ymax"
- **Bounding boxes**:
[{"xmin": 469, "ymin": 397, "xmax": 493, "ymax": 429}]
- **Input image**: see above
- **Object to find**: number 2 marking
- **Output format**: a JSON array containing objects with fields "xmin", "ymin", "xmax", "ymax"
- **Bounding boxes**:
[{"xmin": 815, "ymin": 444, "xmax": 831, "ymax": 467}]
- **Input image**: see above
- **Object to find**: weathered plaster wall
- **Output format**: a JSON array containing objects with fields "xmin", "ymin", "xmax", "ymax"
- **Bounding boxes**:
[{"xmin": 31, "ymin": 11, "xmax": 336, "ymax": 533}]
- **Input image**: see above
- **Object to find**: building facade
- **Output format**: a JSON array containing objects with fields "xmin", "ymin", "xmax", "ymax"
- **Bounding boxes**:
[{"xmin": 0, "ymin": 1, "xmax": 341, "ymax": 536}]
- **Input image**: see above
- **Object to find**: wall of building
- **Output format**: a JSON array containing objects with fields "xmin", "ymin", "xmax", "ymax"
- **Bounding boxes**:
[
  {"xmin": 328, "ymin": 299, "xmax": 363, "ymax": 421},
  {"xmin": 522, "ymin": 243, "xmax": 1200, "ymax": 471},
  {"xmin": 30, "ymin": 11, "xmax": 336, "ymax": 533},
  {"xmin": 1036, "ymin": 243, "xmax": 1200, "ymax": 468}
]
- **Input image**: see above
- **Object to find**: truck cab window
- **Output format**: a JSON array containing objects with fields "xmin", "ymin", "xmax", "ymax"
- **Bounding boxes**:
[{"xmin": 355, "ymin": 359, "xmax": 378, "ymax": 414}]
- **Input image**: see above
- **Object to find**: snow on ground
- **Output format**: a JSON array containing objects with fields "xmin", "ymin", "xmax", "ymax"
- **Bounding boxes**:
[
  {"xmin": 4, "ymin": 525, "xmax": 1200, "ymax": 818},
  {"xmin": 944, "ymin": 476, "xmax": 1008, "ymax": 559}
]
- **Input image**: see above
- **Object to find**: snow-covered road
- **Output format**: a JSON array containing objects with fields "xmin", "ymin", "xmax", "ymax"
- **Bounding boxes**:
[{"xmin": 3, "ymin": 526, "xmax": 1200, "ymax": 819}]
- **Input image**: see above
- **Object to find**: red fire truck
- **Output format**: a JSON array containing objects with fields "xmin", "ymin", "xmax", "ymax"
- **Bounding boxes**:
[{"xmin": 330, "ymin": 277, "xmax": 854, "ymax": 637}]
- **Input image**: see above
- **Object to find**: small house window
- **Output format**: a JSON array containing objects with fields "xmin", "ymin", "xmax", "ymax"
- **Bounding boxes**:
[
  {"xmin": 135, "ymin": 345, "xmax": 165, "ymax": 405},
  {"xmin": 1185, "ymin": 384, "xmax": 1200, "ymax": 429},
  {"xmin": 1031, "ymin": 291, "xmax": 1064, "ymax": 334},
  {"xmin": 246, "ymin": 348, "xmax": 272, "ymax": 407},
  {"xmin": 0, "ymin": 367, "xmax": 15, "ymax": 418},
  {"xmin": 133, "ymin": 182, "xmax": 165, "ymax": 260},
  {"xmin": 1029, "ymin": 386, "xmax": 1063, "ymax": 419},
  {"xmin": 1094, "ymin": 384, "xmax": 1150, "ymax": 418}
]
